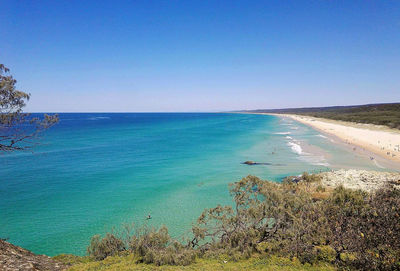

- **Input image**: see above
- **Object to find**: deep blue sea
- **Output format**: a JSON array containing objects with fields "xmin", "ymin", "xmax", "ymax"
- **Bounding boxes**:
[{"xmin": 0, "ymin": 113, "xmax": 390, "ymax": 256}]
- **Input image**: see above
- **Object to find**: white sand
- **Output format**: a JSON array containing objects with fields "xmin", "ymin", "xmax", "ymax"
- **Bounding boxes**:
[{"xmin": 283, "ymin": 114, "xmax": 400, "ymax": 164}]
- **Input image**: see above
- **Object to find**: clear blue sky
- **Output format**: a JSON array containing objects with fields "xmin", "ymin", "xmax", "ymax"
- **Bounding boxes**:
[{"xmin": 1, "ymin": 1, "xmax": 399, "ymax": 112}]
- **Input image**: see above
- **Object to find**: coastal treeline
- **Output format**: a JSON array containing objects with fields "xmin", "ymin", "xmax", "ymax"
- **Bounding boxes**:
[
  {"xmin": 248, "ymin": 103, "xmax": 400, "ymax": 129},
  {"xmin": 71, "ymin": 174, "xmax": 400, "ymax": 271}
]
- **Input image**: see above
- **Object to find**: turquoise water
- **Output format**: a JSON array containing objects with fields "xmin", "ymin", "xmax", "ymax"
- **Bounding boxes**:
[{"xmin": 0, "ymin": 113, "xmax": 390, "ymax": 256}]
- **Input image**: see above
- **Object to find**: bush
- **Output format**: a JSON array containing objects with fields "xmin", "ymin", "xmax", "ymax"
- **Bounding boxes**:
[
  {"xmin": 348, "ymin": 186, "xmax": 400, "ymax": 270},
  {"xmin": 313, "ymin": 246, "xmax": 336, "ymax": 263},
  {"xmin": 192, "ymin": 176, "xmax": 400, "ymax": 269},
  {"xmin": 256, "ymin": 241, "xmax": 280, "ymax": 254},
  {"xmin": 129, "ymin": 225, "xmax": 170, "ymax": 257},
  {"xmin": 301, "ymin": 172, "xmax": 322, "ymax": 183},
  {"xmin": 87, "ymin": 233, "xmax": 125, "ymax": 260},
  {"xmin": 87, "ymin": 225, "xmax": 196, "ymax": 266},
  {"xmin": 191, "ymin": 175, "xmax": 330, "ymax": 262},
  {"xmin": 339, "ymin": 252, "xmax": 357, "ymax": 264},
  {"xmin": 129, "ymin": 225, "xmax": 196, "ymax": 265},
  {"xmin": 322, "ymin": 185, "xmax": 400, "ymax": 270}
]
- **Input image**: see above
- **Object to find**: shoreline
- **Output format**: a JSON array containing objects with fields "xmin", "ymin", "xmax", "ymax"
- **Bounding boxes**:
[
  {"xmin": 241, "ymin": 112, "xmax": 400, "ymax": 171},
  {"xmin": 280, "ymin": 113, "xmax": 400, "ymax": 168},
  {"xmin": 285, "ymin": 114, "xmax": 400, "ymax": 162}
]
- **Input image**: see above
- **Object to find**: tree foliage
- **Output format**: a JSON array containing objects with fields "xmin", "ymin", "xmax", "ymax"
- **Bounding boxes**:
[
  {"xmin": 191, "ymin": 175, "xmax": 329, "ymax": 261},
  {"xmin": 0, "ymin": 64, "xmax": 58, "ymax": 152}
]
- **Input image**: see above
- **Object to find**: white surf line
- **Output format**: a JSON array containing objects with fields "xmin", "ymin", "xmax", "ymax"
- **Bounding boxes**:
[{"xmin": 373, "ymin": 159, "xmax": 386, "ymax": 169}]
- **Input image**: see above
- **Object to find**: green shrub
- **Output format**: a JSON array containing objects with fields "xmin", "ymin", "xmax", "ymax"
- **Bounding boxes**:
[
  {"xmin": 129, "ymin": 225, "xmax": 196, "ymax": 265},
  {"xmin": 87, "ymin": 233, "xmax": 125, "ymax": 260},
  {"xmin": 301, "ymin": 172, "xmax": 322, "ymax": 183},
  {"xmin": 87, "ymin": 225, "xmax": 196, "ymax": 266},
  {"xmin": 256, "ymin": 241, "xmax": 275, "ymax": 254},
  {"xmin": 339, "ymin": 252, "xmax": 357, "ymax": 264},
  {"xmin": 313, "ymin": 246, "xmax": 336, "ymax": 263},
  {"xmin": 129, "ymin": 225, "xmax": 170, "ymax": 257}
]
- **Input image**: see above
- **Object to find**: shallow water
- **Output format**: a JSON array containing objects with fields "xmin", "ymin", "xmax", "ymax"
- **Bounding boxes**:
[{"xmin": 0, "ymin": 113, "xmax": 392, "ymax": 255}]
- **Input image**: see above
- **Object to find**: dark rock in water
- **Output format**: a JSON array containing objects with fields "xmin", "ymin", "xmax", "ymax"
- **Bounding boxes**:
[
  {"xmin": 242, "ymin": 161, "xmax": 284, "ymax": 166},
  {"xmin": 0, "ymin": 240, "xmax": 66, "ymax": 271}
]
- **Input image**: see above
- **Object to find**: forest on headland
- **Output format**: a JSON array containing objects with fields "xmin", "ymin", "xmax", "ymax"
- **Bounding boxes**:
[{"xmin": 243, "ymin": 103, "xmax": 400, "ymax": 129}]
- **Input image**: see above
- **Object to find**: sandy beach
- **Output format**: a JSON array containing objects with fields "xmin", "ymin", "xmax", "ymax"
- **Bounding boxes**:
[{"xmin": 277, "ymin": 114, "xmax": 400, "ymax": 165}]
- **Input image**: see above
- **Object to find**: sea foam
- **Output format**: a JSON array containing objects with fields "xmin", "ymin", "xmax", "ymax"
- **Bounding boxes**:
[
  {"xmin": 287, "ymin": 141, "xmax": 302, "ymax": 155},
  {"xmin": 287, "ymin": 140, "xmax": 329, "ymax": 166},
  {"xmin": 373, "ymin": 160, "xmax": 386, "ymax": 169}
]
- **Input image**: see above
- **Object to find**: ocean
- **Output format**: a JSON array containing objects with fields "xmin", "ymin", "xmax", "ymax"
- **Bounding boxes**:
[{"xmin": 0, "ymin": 113, "xmax": 391, "ymax": 256}]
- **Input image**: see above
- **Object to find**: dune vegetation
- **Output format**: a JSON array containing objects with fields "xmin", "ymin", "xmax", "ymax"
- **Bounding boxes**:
[
  {"xmin": 56, "ymin": 173, "xmax": 400, "ymax": 271},
  {"xmin": 248, "ymin": 103, "xmax": 400, "ymax": 129}
]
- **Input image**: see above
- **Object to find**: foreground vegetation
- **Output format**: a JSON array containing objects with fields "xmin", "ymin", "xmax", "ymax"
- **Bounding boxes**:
[
  {"xmin": 59, "ymin": 174, "xmax": 400, "ymax": 270},
  {"xmin": 248, "ymin": 103, "xmax": 400, "ymax": 129},
  {"xmin": 59, "ymin": 254, "xmax": 335, "ymax": 271}
]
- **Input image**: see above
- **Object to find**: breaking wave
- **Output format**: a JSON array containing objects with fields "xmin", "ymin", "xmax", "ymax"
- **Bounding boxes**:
[{"xmin": 287, "ymin": 141, "xmax": 302, "ymax": 155}]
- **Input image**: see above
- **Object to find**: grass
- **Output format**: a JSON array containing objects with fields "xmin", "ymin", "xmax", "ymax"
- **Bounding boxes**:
[{"xmin": 60, "ymin": 254, "xmax": 336, "ymax": 271}]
